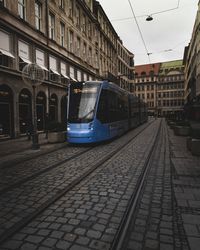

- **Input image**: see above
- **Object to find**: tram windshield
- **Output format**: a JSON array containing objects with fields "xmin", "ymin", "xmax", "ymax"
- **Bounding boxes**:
[{"xmin": 68, "ymin": 82, "xmax": 101, "ymax": 123}]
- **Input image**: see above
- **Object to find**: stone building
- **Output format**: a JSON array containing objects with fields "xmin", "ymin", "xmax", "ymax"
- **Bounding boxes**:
[
  {"xmin": 134, "ymin": 60, "xmax": 185, "ymax": 118},
  {"xmin": 184, "ymin": 0, "xmax": 200, "ymax": 121},
  {"xmin": 117, "ymin": 39, "xmax": 134, "ymax": 91},
  {"xmin": 157, "ymin": 60, "xmax": 185, "ymax": 118},
  {"xmin": 0, "ymin": 0, "xmax": 134, "ymax": 138},
  {"xmin": 134, "ymin": 63, "xmax": 161, "ymax": 116}
]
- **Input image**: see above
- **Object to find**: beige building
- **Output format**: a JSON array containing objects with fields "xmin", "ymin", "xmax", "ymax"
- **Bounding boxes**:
[
  {"xmin": 184, "ymin": 0, "xmax": 200, "ymax": 121},
  {"xmin": 134, "ymin": 60, "xmax": 185, "ymax": 118},
  {"xmin": 0, "ymin": 0, "xmax": 134, "ymax": 138},
  {"xmin": 134, "ymin": 63, "xmax": 161, "ymax": 116},
  {"xmin": 117, "ymin": 39, "xmax": 134, "ymax": 91}
]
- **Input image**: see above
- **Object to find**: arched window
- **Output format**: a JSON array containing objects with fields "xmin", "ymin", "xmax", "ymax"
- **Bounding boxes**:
[{"xmin": 0, "ymin": 85, "xmax": 13, "ymax": 137}]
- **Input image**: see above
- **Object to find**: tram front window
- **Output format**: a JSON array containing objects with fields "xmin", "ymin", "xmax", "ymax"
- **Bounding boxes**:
[{"xmin": 68, "ymin": 82, "xmax": 100, "ymax": 123}]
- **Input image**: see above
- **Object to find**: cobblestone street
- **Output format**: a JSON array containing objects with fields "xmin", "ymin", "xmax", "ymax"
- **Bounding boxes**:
[{"xmin": 0, "ymin": 119, "xmax": 199, "ymax": 250}]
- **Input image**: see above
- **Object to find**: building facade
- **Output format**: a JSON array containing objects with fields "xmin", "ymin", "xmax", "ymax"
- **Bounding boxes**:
[
  {"xmin": 134, "ymin": 63, "xmax": 161, "ymax": 116},
  {"xmin": 184, "ymin": 0, "xmax": 200, "ymax": 121},
  {"xmin": 134, "ymin": 60, "xmax": 185, "ymax": 118},
  {"xmin": 117, "ymin": 39, "xmax": 134, "ymax": 91},
  {"xmin": 0, "ymin": 0, "xmax": 134, "ymax": 138}
]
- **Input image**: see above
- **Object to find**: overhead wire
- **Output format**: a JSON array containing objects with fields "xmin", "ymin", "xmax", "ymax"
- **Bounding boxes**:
[
  {"xmin": 112, "ymin": 0, "xmax": 181, "ymax": 22},
  {"xmin": 127, "ymin": 0, "xmax": 151, "ymax": 63}
]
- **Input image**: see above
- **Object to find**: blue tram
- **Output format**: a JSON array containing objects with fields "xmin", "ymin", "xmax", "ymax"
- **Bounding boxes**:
[{"xmin": 67, "ymin": 80, "xmax": 147, "ymax": 144}]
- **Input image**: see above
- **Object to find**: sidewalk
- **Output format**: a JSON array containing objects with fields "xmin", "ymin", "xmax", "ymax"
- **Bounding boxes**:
[
  {"xmin": 0, "ymin": 133, "xmax": 68, "ymax": 168},
  {"xmin": 169, "ymin": 125, "xmax": 200, "ymax": 250}
]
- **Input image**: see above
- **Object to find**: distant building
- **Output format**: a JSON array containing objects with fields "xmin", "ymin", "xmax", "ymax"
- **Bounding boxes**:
[
  {"xmin": 0, "ymin": 0, "xmax": 134, "ymax": 138},
  {"xmin": 117, "ymin": 39, "xmax": 134, "ymax": 91},
  {"xmin": 157, "ymin": 60, "xmax": 185, "ymax": 118},
  {"xmin": 183, "ymin": 0, "xmax": 200, "ymax": 121},
  {"xmin": 134, "ymin": 63, "xmax": 161, "ymax": 116},
  {"xmin": 134, "ymin": 60, "xmax": 185, "ymax": 118}
]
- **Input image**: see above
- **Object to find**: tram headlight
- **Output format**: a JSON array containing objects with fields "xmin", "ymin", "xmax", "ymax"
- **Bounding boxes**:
[
  {"xmin": 67, "ymin": 124, "xmax": 70, "ymax": 131},
  {"xmin": 88, "ymin": 122, "xmax": 94, "ymax": 130}
]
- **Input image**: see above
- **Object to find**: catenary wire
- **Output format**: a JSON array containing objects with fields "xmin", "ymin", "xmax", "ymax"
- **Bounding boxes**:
[{"xmin": 127, "ymin": 0, "xmax": 151, "ymax": 63}]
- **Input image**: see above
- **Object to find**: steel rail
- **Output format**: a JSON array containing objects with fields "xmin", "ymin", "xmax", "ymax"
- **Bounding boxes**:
[
  {"xmin": 110, "ymin": 119, "xmax": 162, "ymax": 250},
  {"xmin": 0, "ymin": 121, "xmax": 153, "ymax": 245}
]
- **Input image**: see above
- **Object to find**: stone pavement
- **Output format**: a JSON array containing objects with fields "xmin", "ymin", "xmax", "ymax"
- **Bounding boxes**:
[
  {"xmin": 169, "ymin": 125, "xmax": 200, "ymax": 250},
  {"xmin": 0, "ymin": 120, "xmax": 200, "ymax": 250},
  {"xmin": 0, "ymin": 133, "xmax": 68, "ymax": 168}
]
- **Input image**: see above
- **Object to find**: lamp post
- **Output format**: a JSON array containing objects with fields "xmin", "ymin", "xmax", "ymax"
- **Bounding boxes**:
[{"xmin": 22, "ymin": 63, "xmax": 45, "ymax": 149}]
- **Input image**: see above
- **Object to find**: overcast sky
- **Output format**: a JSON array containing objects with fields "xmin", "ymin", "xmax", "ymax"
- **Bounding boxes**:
[{"xmin": 98, "ymin": 0, "xmax": 199, "ymax": 65}]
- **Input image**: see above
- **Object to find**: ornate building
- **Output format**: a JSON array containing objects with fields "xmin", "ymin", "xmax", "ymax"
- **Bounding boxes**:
[
  {"xmin": 0, "ymin": 0, "xmax": 134, "ymax": 138},
  {"xmin": 134, "ymin": 63, "xmax": 160, "ymax": 116},
  {"xmin": 184, "ymin": 0, "xmax": 200, "ymax": 121},
  {"xmin": 117, "ymin": 39, "xmax": 134, "ymax": 91},
  {"xmin": 134, "ymin": 60, "xmax": 185, "ymax": 118}
]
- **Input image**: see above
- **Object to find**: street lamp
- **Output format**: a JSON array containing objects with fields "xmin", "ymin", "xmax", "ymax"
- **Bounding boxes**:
[
  {"xmin": 146, "ymin": 15, "xmax": 153, "ymax": 21},
  {"xmin": 22, "ymin": 63, "xmax": 45, "ymax": 149}
]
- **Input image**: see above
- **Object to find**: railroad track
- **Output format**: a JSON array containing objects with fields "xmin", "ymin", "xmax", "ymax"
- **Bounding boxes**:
[
  {"xmin": 0, "ymin": 119, "xmax": 157, "ymax": 247},
  {"xmin": 110, "ymin": 119, "xmax": 162, "ymax": 250}
]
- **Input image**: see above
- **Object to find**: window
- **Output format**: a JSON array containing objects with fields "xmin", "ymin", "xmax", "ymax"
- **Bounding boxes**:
[
  {"xmin": 18, "ymin": 40, "xmax": 31, "ymax": 71},
  {"xmin": 82, "ymin": 15, "xmax": 86, "ymax": 33},
  {"xmin": 88, "ymin": 21, "xmax": 92, "ymax": 38},
  {"xmin": 59, "ymin": 0, "xmax": 64, "ymax": 9},
  {"xmin": 69, "ymin": 0, "xmax": 73, "ymax": 18},
  {"xmin": 76, "ymin": 37, "xmax": 80, "ymax": 57},
  {"xmin": 77, "ymin": 70, "xmax": 82, "ymax": 81},
  {"xmin": 18, "ymin": 0, "xmax": 26, "ymax": 20},
  {"xmin": 88, "ymin": 47, "xmax": 92, "ymax": 65},
  {"xmin": 83, "ymin": 42, "xmax": 86, "ymax": 61},
  {"xmin": 0, "ymin": 0, "xmax": 6, "ymax": 7},
  {"xmin": 49, "ymin": 12, "xmax": 55, "ymax": 40},
  {"xmin": 61, "ymin": 62, "xmax": 70, "ymax": 84},
  {"xmin": 60, "ymin": 22, "xmax": 65, "ymax": 47},
  {"xmin": 69, "ymin": 66, "xmax": 76, "ymax": 81},
  {"xmin": 76, "ymin": 6, "xmax": 80, "ymax": 27},
  {"xmin": 0, "ymin": 30, "xmax": 15, "ymax": 68},
  {"xmin": 36, "ymin": 49, "xmax": 48, "ymax": 78},
  {"xmin": 49, "ymin": 56, "xmax": 60, "ymax": 82},
  {"xmin": 69, "ymin": 31, "xmax": 73, "ymax": 52},
  {"xmin": 35, "ymin": 1, "xmax": 42, "ymax": 31}
]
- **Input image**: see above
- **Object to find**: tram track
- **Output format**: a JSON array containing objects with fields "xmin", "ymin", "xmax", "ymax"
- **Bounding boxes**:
[
  {"xmin": 0, "ymin": 146, "xmax": 92, "ymax": 195},
  {"xmin": 110, "ymin": 119, "xmax": 162, "ymax": 250},
  {"xmin": 0, "ymin": 120, "xmax": 154, "ymax": 194},
  {"xmin": 0, "ymin": 120, "xmax": 155, "ymax": 245}
]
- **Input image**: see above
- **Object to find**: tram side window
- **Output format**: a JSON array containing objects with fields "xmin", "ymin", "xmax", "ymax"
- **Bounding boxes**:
[{"xmin": 96, "ymin": 89, "xmax": 109, "ymax": 123}]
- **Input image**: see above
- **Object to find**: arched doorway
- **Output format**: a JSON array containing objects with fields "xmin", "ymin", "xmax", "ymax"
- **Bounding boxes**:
[
  {"xmin": 19, "ymin": 89, "xmax": 32, "ymax": 134},
  {"xmin": 0, "ymin": 85, "xmax": 13, "ymax": 138},
  {"xmin": 61, "ymin": 95, "xmax": 67, "ymax": 124},
  {"xmin": 36, "ymin": 91, "xmax": 46, "ymax": 131},
  {"xmin": 49, "ymin": 93, "xmax": 58, "ymax": 122}
]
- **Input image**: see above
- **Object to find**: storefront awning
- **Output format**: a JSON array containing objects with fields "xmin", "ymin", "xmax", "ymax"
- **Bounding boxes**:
[
  {"xmin": 70, "ymin": 77, "xmax": 77, "ymax": 82},
  {"xmin": 38, "ymin": 64, "xmax": 48, "ymax": 71},
  {"xmin": 0, "ymin": 49, "xmax": 15, "ymax": 58},
  {"xmin": 61, "ymin": 73, "xmax": 70, "ymax": 79},
  {"xmin": 50, "ymin": 68, "xmax": 60, "ymax": 75},
  {"xmin": 19, "ymin": 57, "xmax": 31, "ymax": 64}
]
